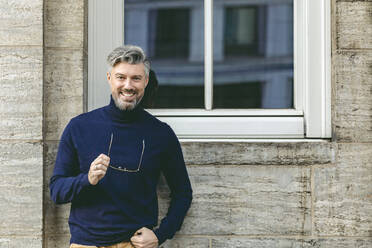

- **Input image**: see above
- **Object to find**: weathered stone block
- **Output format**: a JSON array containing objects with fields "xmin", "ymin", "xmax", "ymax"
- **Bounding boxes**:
[
  {"xmin": 334, "ymin": 51, "xmax": 372, "ymax": 142},
  {"xmin": 44, "ymin": 141, "xmax": 59, "ymax": 190},
  {"xmin": 161, "ymin": 236, "xmax": 209, "ymax": 248},
  {"xmin": 44, "ymin": 197, "xmax": 71, "ymax": 235},
  {"xmin": 0, "ymin": 186, "xmax": 42, "ymax": 236},
  {"xmin": 0, "ymin": 142, "xmax": 42, "ymax": 236},
  {"xmin": 0, "ymin": 237, "xmax": 42, "ymax": 248},
  {"xmin": 181, "ymin": 142, "xmax": 335, "ymax": 165},
  {"xmin": 313, "ymin": 238, "xmax": 372, "ymax": 248},
  {"xmin": 0, "ymin": 141, "xmax": 42, "ymax": 187},
  {"xmin": 44, "ymin": 48, "xmax": 84, "ymax": 140},
  {"xmin": 46, "ymin": 235, "xmax": 70, "ymax": 248},
  {"xmin": 211, "ymin": 237, "xmax": 372, "ymax": 248},
  {"xmin": 337, "ymin": 1, "xmax": 372, "ymax": 49},
  {"xmin": 45, "ymin": 0, "xmax": 85, "ymax": 48},
  {"xmin": 212, "ymin": 237, "xmax": 315, "ymax": 248},
  {"xmin": 314, "ymin": 143, "xmax": 372, "ymax": 236},
  {"xmin": 0, "ymin": 0, "xmax": 43, "ymax": 46},
  {"xmin": 0, "ymin": 47, "xmax": 43, "ymax": 139},
  {"xmin": 159, "ymin": 165, "xmax": 311, "ymax": 235}
]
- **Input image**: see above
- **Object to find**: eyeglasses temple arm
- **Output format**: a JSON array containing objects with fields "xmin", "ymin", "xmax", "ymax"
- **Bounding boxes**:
[
  {"xmin": 108, "ymin": 133, "xmax": 113, "ymax": 157},
  {"xmin": 137, "ymin": 140, "xmax": 145, "ymax": 171}
]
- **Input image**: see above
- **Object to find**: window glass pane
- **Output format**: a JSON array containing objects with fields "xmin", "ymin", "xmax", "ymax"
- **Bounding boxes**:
[
  {"xmin": 214, "ymin": 1, "xmax": 294, "ymax": 109},
  {"xmin": 124, "ymin": 0, "xmax": 204, "ymax": 108},
  {"xmin": 153, "ymin": 9, "xmax": 190, "ymax": 58},
  {"xmin": 225, "ymin": 7, "xmax": 258, "ymax": 56}
]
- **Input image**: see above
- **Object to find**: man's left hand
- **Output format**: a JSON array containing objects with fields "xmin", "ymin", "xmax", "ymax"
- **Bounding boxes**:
[{"xmin": 130, "ymin": 227, "xmax": 158, "ymax": 248}]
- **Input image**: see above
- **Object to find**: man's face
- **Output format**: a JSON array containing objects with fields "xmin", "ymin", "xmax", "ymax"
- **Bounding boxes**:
[{"xmin": 107, "ymin": 62, "xmax": 149, "ymax": 111}]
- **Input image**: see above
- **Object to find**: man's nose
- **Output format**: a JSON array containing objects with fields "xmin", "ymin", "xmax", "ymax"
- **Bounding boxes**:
[{"xmin": 122, "ymin": 78, "xmax": 135, "ymax": 89}]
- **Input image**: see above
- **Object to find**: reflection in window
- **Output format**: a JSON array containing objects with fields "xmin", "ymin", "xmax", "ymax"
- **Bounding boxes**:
[
  {"xmin": 150, "ymin": 9, "xmax": 190, "ymax": 59},
  {"xmin": 225, "ymin": 7, "xmax": 259, "ymax": 57},
  {"xmin": 214, "ymin": 82, "xmax": 262, "ymax": 108},
  {"xmin": 125, "ymin": 0, "xmax": 293, "ymax": 109},
  {"xmin": 214, "ymin": 2, "xmax": 293, "ymax": 109},
  {"xmin": 125, "ymin": 1, "xmax": 204, "ymax": 108},
  {"xmin": 154, "ymin": 84, "xmax": 204, "ymax": 108}
]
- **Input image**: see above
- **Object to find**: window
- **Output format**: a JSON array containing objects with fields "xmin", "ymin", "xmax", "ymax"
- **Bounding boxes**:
[{"xmin": 88, "ymin": 0, "xmax": 331, "ymax": 139}]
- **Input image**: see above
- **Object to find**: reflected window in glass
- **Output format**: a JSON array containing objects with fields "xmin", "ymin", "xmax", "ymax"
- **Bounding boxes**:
[
  {"xmin": 214, "ymin": 1, "xmax": 293, "ymax": 109},
  {"xmin": 125, "ymin": 0, "xmax": 204, "ymax": 109}
]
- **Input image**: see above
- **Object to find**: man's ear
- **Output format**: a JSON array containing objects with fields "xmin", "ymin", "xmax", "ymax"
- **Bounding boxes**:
[
  {"xmin": 145, "ymin": 76, "xmax": 149, "ymax": 88},
  {"xmin": 107, "ymin": 72, "xmax": 111, "ymax": 84}
]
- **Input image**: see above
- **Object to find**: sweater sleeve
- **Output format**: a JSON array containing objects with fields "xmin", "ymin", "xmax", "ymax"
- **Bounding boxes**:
[
  {"xmin": 49, "ymin": 120, "xmax": 91, "ymax": 204},
  {"xmin": 153, "ymin": 126, "xmax": 193, "ymax": 245}
]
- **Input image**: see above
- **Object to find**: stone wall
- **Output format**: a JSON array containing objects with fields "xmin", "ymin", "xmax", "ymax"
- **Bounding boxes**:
[
  {"xmin": 43, "ymin": 0, "xmax": 87, "ymax": 247},
  {"xmin": 0, "ymin": 0, "xmax": 371, "ymax": 247},
  {"xmin": 0, "ymin": 0, "xmax": 43, "ymax": 247}
]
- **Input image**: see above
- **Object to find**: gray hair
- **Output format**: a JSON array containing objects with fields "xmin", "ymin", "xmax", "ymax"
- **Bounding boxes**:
[{"xmin": 106, "ymin": 45, "xmax": 150, "ymax": 77}]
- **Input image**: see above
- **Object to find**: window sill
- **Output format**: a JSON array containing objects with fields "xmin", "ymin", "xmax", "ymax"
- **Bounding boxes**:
[{"xmin": 158, "ymin": 116, "xmax": 304, "ymax": 139}]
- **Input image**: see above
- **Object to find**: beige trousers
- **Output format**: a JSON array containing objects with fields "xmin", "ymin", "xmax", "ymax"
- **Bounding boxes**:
[{"xmin": 70, "ymin": 240, "xmax": 134, "ymax": 248}]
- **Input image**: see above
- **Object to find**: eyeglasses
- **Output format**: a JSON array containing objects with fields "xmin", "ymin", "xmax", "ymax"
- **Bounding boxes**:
[{"xmin": 107, "ymin": 133, "xmax": 145, "ymax": 172}]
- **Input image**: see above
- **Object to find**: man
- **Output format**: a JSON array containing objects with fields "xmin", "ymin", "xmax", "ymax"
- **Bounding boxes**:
[{"xmin": 50, "ymin": 45, "xmax": 193, "ymax": 248}]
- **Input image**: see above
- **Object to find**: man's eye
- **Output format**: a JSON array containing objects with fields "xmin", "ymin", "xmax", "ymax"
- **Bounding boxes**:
[
  {"xmin": 117, "ymin": 76, "xmax": 124, "ymax": 80},
  {"xmin": 133, "ymin": 77, "xmax": 141, "ymax": 81}
]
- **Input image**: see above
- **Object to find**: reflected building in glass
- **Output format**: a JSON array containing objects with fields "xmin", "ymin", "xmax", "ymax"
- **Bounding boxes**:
[{"xmin": 125, "ymin": 0, "xmax": 293, "ymax": 109}]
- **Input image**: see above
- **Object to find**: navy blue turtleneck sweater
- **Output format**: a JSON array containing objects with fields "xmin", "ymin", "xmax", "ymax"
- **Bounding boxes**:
[{"xmin": 49, "ymin": 97, "xmax": 193, "ymax": 246}]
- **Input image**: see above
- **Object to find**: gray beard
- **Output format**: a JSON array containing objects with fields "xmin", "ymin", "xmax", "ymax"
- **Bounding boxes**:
[{"xmin": 113, "ymin": 94, "xmax": 144, "ymax": 111}]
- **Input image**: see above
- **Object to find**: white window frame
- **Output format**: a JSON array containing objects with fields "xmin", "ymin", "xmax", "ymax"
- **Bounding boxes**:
[{"xmin": 88, "ymin": 0, "xmax": 331, "ymax": 139}]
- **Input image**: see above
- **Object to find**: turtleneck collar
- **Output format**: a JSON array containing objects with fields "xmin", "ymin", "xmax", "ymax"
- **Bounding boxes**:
[{"xmin": 104, "ymin": 95, "xmax": 144, "ymax": 123}]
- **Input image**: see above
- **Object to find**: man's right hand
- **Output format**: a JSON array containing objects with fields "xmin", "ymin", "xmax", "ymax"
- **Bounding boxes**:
[{"xmin": 88, "ymin": 154, "xmax": 110, "ymax": 185}]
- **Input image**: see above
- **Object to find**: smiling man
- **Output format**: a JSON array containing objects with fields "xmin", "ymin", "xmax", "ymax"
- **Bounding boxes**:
[
  {"xmin": 50, "ymin": 45, "xmax": 193, "ymax": 248},
  {"xmin": 107, "ymin": 52, "xmax": 148, "ymax": 111}
]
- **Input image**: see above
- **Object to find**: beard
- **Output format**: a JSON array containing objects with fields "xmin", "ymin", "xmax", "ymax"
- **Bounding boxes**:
[{"xmin": 112, "ymin": 91, "xmax": 144, "ymax": 111}]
